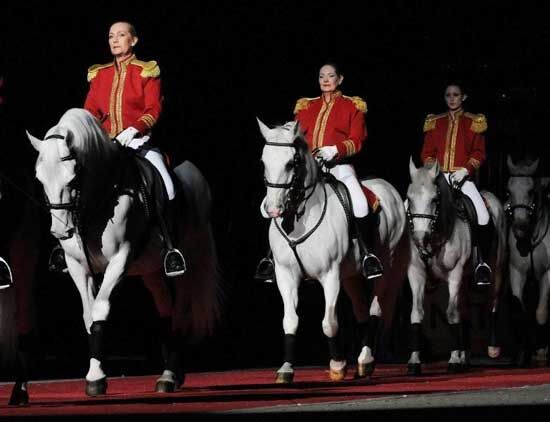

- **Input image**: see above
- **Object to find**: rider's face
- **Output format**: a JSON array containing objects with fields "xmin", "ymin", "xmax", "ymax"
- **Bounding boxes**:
[
  {"xmin": 319, "ymin": 65, "xmax": 343, "ymax": 94},
  {"xmin": 109, "ymin": 22, "xmax": 137, "ymax": 59},
  {"xmin": 445, "ymin": 85, "xmax": 465, "ymax": 111}
]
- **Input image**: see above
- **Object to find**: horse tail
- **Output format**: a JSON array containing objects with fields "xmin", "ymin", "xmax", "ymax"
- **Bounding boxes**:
[{"xmin": 171, "ymin": 161, "xmax": 225, "ymax": 341}]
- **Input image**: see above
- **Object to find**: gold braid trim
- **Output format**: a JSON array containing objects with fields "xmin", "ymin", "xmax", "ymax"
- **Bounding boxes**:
[
  {"xmin": 139, "ymin": 114, "xmax": 156, "ymax": 129},
  {"xmin": 466, "ymin": 113, "xmax": 487, "ymax": 133},
  {"xmin": 87, "ymin": 63, "xmax": 113, "ymax": 82},
  {"xmin": 423, "ymin": 112, "xmax": 446, "ymax": 132},
  {"xmin": 294, "ymin": 97, "xmax": 316, "ymax": 114},
  {"xmin": 343, "ymin": 140, "xmax": 356, "ymax": 156},
  {"xmin": 131, "ymin": 59, "xmax": 161, "ymax": 78},
  {"xmin": 343, "ymin": 95, "xmax": 367, "ymax": 113}
]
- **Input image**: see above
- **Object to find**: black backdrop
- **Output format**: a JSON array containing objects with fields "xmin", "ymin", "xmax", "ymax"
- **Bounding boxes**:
[{"xmin": 0, "ymin": 0, "xmax": 548, "ymax": 379}]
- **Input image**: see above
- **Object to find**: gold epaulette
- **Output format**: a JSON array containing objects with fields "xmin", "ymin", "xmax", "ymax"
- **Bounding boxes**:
[
  {"xmin": 423, "ymin": 113, "xmax": 445, "ymax": 132},
  {"xmin": 344, "ymin": 96, "xmax": 367, "ymax": 113},
  {"xmin": 131, "ymin": 59, "xmax": 161, "ymax": 78},
  {"xmin": 87, "ymin": 63, "xmax": 113, "ymax": 82},
  {"xmin": 293, "ymin": 97, "xmax": 316, "ymax": 114},
  {"xmin": 465, "ymin": 112, "xmax": 487, "ymax": 133}
]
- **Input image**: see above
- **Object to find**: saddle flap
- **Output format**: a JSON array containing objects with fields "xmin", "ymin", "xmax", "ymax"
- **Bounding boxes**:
[{"xmin": 132, "ymin": 153, "xmax": 169, "ymax": 218}]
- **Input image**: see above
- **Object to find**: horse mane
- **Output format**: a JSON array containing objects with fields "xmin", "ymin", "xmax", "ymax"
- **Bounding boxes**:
[
  {"xmin": 434, "ymin": 172, "xmax": 456, "ymax": 240},
  {"xmin": 47, "ymin": 108, "xmax": 122, "ymax": 222}
]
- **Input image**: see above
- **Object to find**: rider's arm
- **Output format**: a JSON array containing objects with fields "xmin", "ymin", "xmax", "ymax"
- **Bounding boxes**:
[
  {"xmin": 335, "ymin": 98, "xmax": 367, "ymax": 158},
  {"xmin": 465, "ymin": 114, "xmax": 487, "ymax": 176},
  {"xmin": 131, "ymin": 74, "xmax": 163, "ymax": 136}
]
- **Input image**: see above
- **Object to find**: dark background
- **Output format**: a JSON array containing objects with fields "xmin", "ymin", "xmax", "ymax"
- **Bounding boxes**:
[{"xmin": 0, "ymin": 0, "xmax": 548, "ymax": 379}]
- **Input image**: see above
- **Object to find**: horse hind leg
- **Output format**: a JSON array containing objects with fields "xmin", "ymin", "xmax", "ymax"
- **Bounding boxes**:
[{"xmin": 142, "ymin": 270, "xmax": 184, "ymax": 392}]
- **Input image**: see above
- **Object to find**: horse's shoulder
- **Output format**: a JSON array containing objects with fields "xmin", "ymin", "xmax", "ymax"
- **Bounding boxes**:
[
  {"xmin": 87, "ymin": 62, "xmax": 113, "ymax": 82},
  {"xmin": 293, "ymin": 97, "xmax": 318, "ymax": 114},
  {"xmin": 464, "ymin": 112, "xmax": 488, "ymax": 133},
  {"xmin": 130, "ymin": 58, "xmax": 161, "ymax": 78},
  {"xmin": 342, "ymin": 95, "xmax": 367, "ymax": 113},
  {"xmin": 423, "ymin": 113, "xmax": 446, "ymax": 132}
]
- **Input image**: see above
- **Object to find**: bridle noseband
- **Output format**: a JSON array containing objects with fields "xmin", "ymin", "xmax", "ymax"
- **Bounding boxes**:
[{"xmin": 406, "ymin": 188, "xmax": 441, "ymax": 261}]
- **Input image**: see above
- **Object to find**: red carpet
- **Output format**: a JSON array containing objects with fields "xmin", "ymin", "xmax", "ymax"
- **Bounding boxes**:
[{"xmin": 1, "ymin": 363, "xmax": 550, "ymax": 416}]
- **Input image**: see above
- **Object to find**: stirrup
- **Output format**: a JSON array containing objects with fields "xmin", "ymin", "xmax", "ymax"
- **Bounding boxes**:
[
  {"xmin": 0, "ymin": 257, "xmax": 13, "ymax": 290},
  {"xmin": 164, "ymin": 249, "xmax": 187, "ymax": 277},
  {"xmin": 362, "ymin": 253, "xmax": 383, "ymax": 280},
  {"xmin": 48, "ymin": 245, "xmax": 68, "ymax": 274},
  {"xmin": 474, "ymin": 262, "xmax": 492, "ymax": 286},
  {"xmin": 254, "ymin": 257, "xmax": 275, "ymax": 283}
]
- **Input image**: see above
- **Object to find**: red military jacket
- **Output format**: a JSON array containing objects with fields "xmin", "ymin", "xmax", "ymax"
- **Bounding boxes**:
[
  {"xmin": 294, "ymin": 90, "xmax": 367, "ymax": 158},
  {"xmin": 421, "ymin": 109, "xmax": 487, "ymax": 175},
  {"xmin": 84, "ymin": 54, "xmax": 162, "ymax": 138}
]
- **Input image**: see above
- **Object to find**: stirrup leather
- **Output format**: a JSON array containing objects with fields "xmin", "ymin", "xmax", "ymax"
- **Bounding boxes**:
[{"xmin": 164, "ymin": 249, "xmax": 187, "ymax": 277}]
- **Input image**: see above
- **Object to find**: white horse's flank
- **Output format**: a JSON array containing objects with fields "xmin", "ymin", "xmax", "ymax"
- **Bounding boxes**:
[
  {"xmin": 28, "ymin": 108, "xmax": 222, "ymax": 394},
  {"xmin": 259, "ymin": 119, "xmax": 407, "ymax": 381},
  {"xmin": 406, "ymin": 159, "xmax": 506, "ymax": 373},
  {"xmin": 506, "ymin": 157, "xmax": 550, "ymax": 366}
]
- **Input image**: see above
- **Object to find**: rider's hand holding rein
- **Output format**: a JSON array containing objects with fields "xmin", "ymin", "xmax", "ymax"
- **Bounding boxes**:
[
  {"xmin": 313, "ymin": 145, "xmax": 338, "ymax": 162},
  {"xmin": 450, "ymin": 167, "xmax": 469, "ymax": 188},
  {"xmin": 115, "ymin": 126, "xmax": 139, "ymax": 146}
]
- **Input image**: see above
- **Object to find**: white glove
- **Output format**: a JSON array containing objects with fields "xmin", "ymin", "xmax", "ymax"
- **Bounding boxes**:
[
  {"xmin": 450, "ymin": 167, "xmax": 469, "ymax": 186},
  {"xmin": 314, "ymin": 145, "xmax": 338, "ymax": 162},
  {"xmin": 115, "ymin": 126, "xmax": 139, "ymax": 146}
]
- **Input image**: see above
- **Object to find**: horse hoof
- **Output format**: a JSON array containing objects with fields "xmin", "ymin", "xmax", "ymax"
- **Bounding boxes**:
[
  {"xmin": 155, "ymin": 380, "xmax": 176, "ymax": 393},
  {"xmin": 356, "ymin": 362, "xmax": 375, "ymax": 378},
  {"xmin": 329, "ymin": 367, "xmax": 347, "ymax": 381},
  {"xmin": 8, "ymin": 383, "xmax": 29, "ymax": 406},
  {"xmin": 85, "ymin": 377, "xmax": 108, "ymax": 396},
  {"xmin": 407, "ymin": 363, "xmax": 421, "ymax": 376},
  {"xmin": 275, "ymin": 372, "xmax": 294, "ymax": 384},
  {"xmin": 488, "ymin": 346, "xmax": 501, "ymax": 359}
]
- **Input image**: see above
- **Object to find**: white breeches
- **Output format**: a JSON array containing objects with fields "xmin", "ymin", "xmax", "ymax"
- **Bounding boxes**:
[
  {"xmin": 329, "ymin": 164, "xmax": 369, "ymax": 218},
  {"xmin": 127, "ymin": 136, "xmax": 175, "ymax": 200},
  {"xmin": 443, "ymin": 173, "xmax": 489, "ymax": 225}
]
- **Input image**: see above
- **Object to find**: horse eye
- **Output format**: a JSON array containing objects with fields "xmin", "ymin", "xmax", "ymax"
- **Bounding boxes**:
[{"xmin": 285, "ymin": 161, "xmax": 294, "ymax": 171}]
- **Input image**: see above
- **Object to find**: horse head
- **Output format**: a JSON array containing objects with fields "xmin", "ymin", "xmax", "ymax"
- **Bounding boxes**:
[
  {"xmin": 257, "ymin": 118, "xmax": 313, "ymax": 218},
  {"xmin": 28, "ymin": 108, "xmax": 114, "ymax": 240},
  {"xmin": 506, "ymin": 155, "xmax": 540, "ymax": 240},
  {"xmin": 28, "ymin": 122, "xmax": 79, "ymax": 240},
  {"xmin": 406, "ymin": 158, "xmax": 441, "ymax": 254}
]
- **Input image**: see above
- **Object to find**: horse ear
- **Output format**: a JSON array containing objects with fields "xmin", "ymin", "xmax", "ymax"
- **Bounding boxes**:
[
  {"xmin": 409, "ymin": 156, "xmax": 418, "ymax": 180},
  {"xmin": 506, "ymin": 155, "xmax": 517, "ymax": 174},
  {"xmin": 526, "ymin": 158, "xmax": 540, "ymax": 175},
  {"xmin": 291, "ymin": 121, "xmax": 300, "ymax": 137},
  {"xmin": 429, "ymin": 160, "xmax": 440, "ymax": 178},
  {"xmin": 256, "ymin": 117, "xmax": 272, "ymax": 141},
  {"xmin": 26, "ymin": 130, "xmax": 42, "ymax": 151}
]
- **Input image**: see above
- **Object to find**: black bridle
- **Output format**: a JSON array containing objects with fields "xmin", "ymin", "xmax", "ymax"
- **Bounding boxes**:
[
  {"xmin": 406, "ymin": 188, "xmax": 442, "ymax": 261},
  {"xmin": 504, "ymin": 175, "xmax": 537, "ymax": 221},
  {"xmin": 42, "ymin": 134, "xmax": 81, "ymax": 239},
  {"xmin": 263, "ymin": 141, "xmax": 315, "ymax": 220}
]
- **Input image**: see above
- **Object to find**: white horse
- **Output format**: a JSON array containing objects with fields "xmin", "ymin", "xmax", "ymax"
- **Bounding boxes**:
[
  {"xmin": 258, "ymin": 119, "xmax": 407, "ymax": 383},
  {"xmin": 27, "ymin": 108, "xmax": 222, "ymax": 396},
  {"xmin": 505, "ymin": 156, "xmax": 550, "ymax": 367},
  {"xmin": 406, "ymin": 159, "xmax": 506, "ymax": 374}
]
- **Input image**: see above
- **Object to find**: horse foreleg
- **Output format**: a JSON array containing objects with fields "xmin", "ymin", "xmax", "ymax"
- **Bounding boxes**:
[
  {"xmin": 275, "ymin": 266, "xmax": 300, "ymax": 384},
  {"xmin": 357, "ymin": 297, "xmax": 382, "ymax": 378},
  {"xmin": 407, "ymin": 261, "xmax": 426, "ymax": 375},
  {"xmin": 447, "ymin": 268, "xmax": 467, "ymax": 373},
  {"xmin": 535, "ymin": 270, "xmax": 550, "ymax": 366},
  {"xmin": 319, "ymin": 269, "xmax": 346, "ymax": 381},
  {"xmin": 510, "ymin": 264, "xmax": 530, "ymax": 367},
  {"xmin": 85, "ymin": 247, "xmax": 129, "ymax": 396}
]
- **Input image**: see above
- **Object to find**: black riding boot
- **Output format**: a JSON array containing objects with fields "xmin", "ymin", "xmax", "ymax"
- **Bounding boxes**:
[
  {"xmin": 356, "ymin": 213, "xmax": 383, "ymax": 280},
  {"xmin": 254, "ymin": 248, "xmax": 275, "ymax": 283},
  {"xmin": 0, "ymin": 256, "xmax": 13, "ymax": 289},
  {"xmin": 474, "ymin": 224, "xmax": 492, "ymax": 286},
  {"xmin": 48, "ymin": 243, "xmax": 67, "ymax": 274},
  {"xmin": 160, "ymin": 200, "xmax": 186, "ymax": 278}
]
